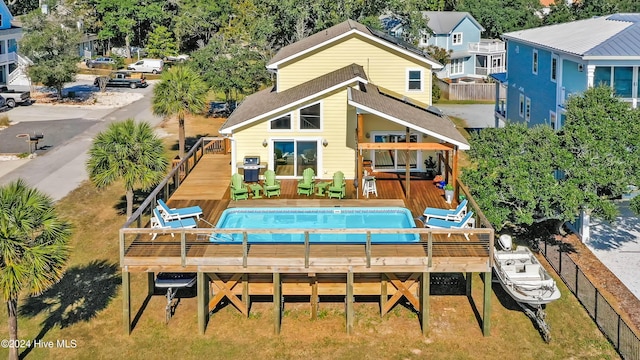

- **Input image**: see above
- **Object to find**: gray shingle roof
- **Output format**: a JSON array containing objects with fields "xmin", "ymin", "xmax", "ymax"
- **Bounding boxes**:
[
  {"xmin": 219, "ymin": 64, "xmax": 367, "ymax": 133},
  {"xmin": 267, "ymin": 19, "xmax": 440, "ymax": 68},
  {"xmin": 422, "ymin": 11, "xmax": 484, "ymax": 34},
  {"xmin": 502, "ymin": 14, "xmax": 640, "ymax": 58},
  {"xmin": 348, "ymin": 84, "xmax": 470, "ymax": 150}
]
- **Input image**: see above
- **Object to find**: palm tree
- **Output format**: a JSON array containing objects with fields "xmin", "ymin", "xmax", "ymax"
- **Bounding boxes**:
[
  {"xmin": 152, "ymin": 65, "xmax": 207, "ymax": 159},
  {"xmin": 0, "ymin": 179, "xmax": 72, "ymax": 360},
  {"xmin": 86, "ymin": 119, "xmax": 168, "ymax": 219}
]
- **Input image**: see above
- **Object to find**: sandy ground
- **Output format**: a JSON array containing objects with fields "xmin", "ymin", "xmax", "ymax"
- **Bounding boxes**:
[{"xmin": 587, "ymin": 201, "xmax": 640, "ymax": 300}]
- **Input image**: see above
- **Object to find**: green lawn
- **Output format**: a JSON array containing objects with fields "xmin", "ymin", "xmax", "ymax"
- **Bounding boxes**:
[{"xmin": 0, "ymin": 116, "xmax": 620, "ymax": 360}]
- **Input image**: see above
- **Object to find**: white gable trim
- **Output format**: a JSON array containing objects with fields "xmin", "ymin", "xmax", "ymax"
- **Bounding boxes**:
[
  {"xmin": 347, "ymin": 98, "xmax": 470, "ymax": 150},
  {"xmin": 267, "ymin": 29, "xmax": 443, "ymax": 70},
  {"xmin": 220, "ymin": 76, "xmax": 368, "ymax": 134}
]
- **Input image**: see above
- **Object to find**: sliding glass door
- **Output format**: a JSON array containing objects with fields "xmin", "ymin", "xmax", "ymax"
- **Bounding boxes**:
[{"xmin": 273, "ymin": 140, "xmax": 318, "ymax": 176}]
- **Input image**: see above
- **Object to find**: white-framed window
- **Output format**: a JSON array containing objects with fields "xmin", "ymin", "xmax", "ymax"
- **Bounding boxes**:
[
  {"xmin": 532, "ymin": 49, "xmax": 538, "ymax": 75},
  {"xmin": 551, "ymin": 54, "xmax": 558, "ymax": 82},
  {"xmin": 450, "ymin": 59, "xmax": 464, "ymax": 75},
  {"xmin": 519, "ymin": 94, "xmax": 525, "ymax": 117},
  {"xmin": 525, "ymin": 97, "xmax": 531, "ymax": 122},
  {"xmin": 421, "ymin": 31, "xmax": 430, "ymax": 45},
  {"xmin": 452, "ymin": 32, "xmax": 463, "ymax": 45},
  {"xmin": 299, "ymin": 102, "xmax": 322, "ymax": 130},
  {"xmin": 407, "ymin": 69, "xmax": 423, "ymax": 91},
  {"xmin": 269, "ymin": 113, "xmax": 292, "ymax": 130}
]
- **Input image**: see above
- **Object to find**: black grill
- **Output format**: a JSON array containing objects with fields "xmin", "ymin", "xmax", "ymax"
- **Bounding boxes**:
[{"xmin": 243, "ymin": 156, "xmax": 260, "ymax": 182}]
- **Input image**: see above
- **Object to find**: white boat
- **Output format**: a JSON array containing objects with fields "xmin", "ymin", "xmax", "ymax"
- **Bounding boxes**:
[{"xmin": 493, "ymin": 237, "xmax": 561, "ymax": 306}]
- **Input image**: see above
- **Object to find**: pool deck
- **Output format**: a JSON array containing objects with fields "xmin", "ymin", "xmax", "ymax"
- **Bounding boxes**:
[{"xmin": 120, "ymin": 153, "xmax": 493, "ymax": 336}]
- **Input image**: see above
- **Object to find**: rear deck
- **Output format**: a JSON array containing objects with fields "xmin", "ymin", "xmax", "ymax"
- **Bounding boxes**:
[{"xmin": 120, "ymin": 141, "xmax": 494, "ymax": 336}]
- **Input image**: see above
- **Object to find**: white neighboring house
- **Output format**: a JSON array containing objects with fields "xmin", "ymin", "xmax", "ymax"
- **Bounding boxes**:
[
  {"xmin": 381, "ymin": 11, "xmax": 506, "ymax": 81},
  {"xmin": 0, "ymin": 0, "xmax": 28, "ymax": 85}
]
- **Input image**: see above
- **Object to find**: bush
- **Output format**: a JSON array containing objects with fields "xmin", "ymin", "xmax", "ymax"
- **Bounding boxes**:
[
  {"xmin": 432, "ymin": 74, "xmax": 441, "ymax": 102},
  {"xmin": 0, "ymin": 114, "xmax": 10, "ymax": 127}
]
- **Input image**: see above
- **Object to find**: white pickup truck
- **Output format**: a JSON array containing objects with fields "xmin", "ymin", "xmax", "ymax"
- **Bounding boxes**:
[{"xmin": 0, "ymin": 86, "xmax": 31, "ymax": 108}]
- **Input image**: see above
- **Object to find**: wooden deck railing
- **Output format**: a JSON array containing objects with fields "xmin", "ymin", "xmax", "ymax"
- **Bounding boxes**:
[
  {"xmin": 124, "ymin": 137, "xmax": 226, "ymax": 229},
  {"xmin": 120, "ymin": 227, "xmax": 494, "ymax": 272}
]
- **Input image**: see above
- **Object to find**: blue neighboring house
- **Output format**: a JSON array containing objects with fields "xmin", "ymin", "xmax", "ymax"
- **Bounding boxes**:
[
  {"xmin": 0, "ymin": 0, "xmax": 22, "ymax": 85},
  {"xmin": 382, "ymin": 11, "xmax": 506, "ymax": 81},
  {"xmin": 492, "ymin": 13, "xmax": 640, "ymax": 129}
]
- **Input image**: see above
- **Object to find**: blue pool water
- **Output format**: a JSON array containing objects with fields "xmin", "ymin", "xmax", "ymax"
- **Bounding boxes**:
[{"xmin": 212, "ymin": 207, "xmax": 419, "ymax": 243}]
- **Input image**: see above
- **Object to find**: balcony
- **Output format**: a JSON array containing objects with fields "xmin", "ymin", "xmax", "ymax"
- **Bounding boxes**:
[
  {"xmin": 0, "ymin": 52, "xmax": 17, "ymax": 66},
  {"xmin": 476, "ymin": 65, "xmax": 506, "ymax": 76},
  {"xmin": 469, "ymin": 40, "xmax": 505, "ymax": 54}
]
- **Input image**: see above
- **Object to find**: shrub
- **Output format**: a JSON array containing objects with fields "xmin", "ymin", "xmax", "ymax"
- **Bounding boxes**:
[{"xmin": 0, "ymin": 114, "xmax": 10, "ymax": 127}]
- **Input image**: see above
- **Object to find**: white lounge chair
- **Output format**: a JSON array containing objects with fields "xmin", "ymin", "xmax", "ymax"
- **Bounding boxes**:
[
  {"xmin": 157, "ymin": 199, "xmax": 203, "ymax": 221},
  {"xmin": 425, "ymin": 211, "xmax": 475, "ymax": 240},
  {"xmin": 420, "ymin": 199, "xmax": 468, "ymax": 223},
  {"xmin": 150, "ymin": 208, "xmax": 197, "ymax": 240}
]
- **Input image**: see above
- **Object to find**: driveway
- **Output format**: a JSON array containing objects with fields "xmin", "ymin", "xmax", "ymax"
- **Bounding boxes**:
[
  {"xmin": 434, "ymin": 103, "xmax": 503, "ymax": 129},
  {"xmin": 0, "ymin": 80, "xmax": 161, "ymax": 201}
]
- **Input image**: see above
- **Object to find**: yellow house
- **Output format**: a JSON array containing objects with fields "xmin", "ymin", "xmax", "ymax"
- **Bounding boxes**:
[{"xmin": 220, "ymin": 19, "xmax": 469, "ymax": 189}]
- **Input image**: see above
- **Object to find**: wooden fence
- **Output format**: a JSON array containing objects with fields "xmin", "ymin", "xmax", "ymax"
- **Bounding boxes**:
[{"xmin": 437, "ymin": 79, "xmax": 504, "ymax": 101}]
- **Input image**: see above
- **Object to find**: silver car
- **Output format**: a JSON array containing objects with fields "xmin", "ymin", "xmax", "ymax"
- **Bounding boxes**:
[{"xmin": 85, "ymin": 57, "xmax": 115, "ymax": 68}]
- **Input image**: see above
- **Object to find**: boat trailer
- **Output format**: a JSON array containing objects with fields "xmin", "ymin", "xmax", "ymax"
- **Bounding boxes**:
[{"xmin": 154, "ymin": 273, "xmax": 197, "ymax": 324}]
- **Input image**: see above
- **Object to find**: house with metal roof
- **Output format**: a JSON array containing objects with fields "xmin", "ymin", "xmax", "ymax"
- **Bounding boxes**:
[
  {"xmin": 0, "ymin": 0, "xmax": 24, "ymax": 85},
  {"xmin": 220, "ymin": 19, "xmax": 470, "ymax": 190},
  {"xmin": 492, "ymin": 13, "xmax": 640, "ymax": 129},
  {"xmin": 381, "ymin": 11, "xmax": 506, "ymax": 81}
]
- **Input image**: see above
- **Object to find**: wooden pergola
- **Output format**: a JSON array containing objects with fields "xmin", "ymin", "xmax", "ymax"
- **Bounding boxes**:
[{"xmin": 355, "ymin": 114, "xmax": 461, "ymax": 199}]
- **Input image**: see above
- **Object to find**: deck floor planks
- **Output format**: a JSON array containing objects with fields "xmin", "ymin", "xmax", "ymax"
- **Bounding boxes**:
[{"xmin": 125, "ymin": 154, "xmax": 490, "ymax": 270}]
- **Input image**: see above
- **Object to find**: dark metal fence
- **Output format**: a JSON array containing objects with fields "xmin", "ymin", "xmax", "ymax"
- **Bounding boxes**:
[{"xmin": 537, "ymin": 240, "xmax": 640, "ymax": 360}]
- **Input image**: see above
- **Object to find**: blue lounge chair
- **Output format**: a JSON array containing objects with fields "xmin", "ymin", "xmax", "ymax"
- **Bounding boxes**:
[
  {"xmin": 425, "ymin": 211, "xmax": 475, "ymax": 240},
  {"xmin": 420, "ymin": 199, "xmax": 467, "ymax": 223},
  {"xmin": 151, "ymin": 208, "xmax": 197, "ymax": 240},
  {"xmin": 157, "ymin": 199, "xmax": 203, "ymax": 221}
]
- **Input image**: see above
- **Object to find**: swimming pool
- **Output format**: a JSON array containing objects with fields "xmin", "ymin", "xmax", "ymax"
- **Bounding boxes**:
[{"xmin": 212, "ymin": 207, "xmax": 419, "ymax": 243}]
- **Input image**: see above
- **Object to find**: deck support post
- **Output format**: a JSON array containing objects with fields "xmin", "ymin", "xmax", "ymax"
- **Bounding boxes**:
[
  {"xmin": 346, "ymin": 270, "xmax": 354, "ymax": 334},
  {"xmin": 420, "ymin": 272, "xmax": 430, "ymax": 336},
  {"xmin": 123, "ymin": 270, "xmax": 131, "ymax": 335},
  {"xmin": 242, "ymin": 274, "xmax": 249, "ymax": 314},
  {"xmin": 405, "ymin": 127, "xmax": 410, "ymax": 198},
  {"xmin": 380, "ymin": 274, "xmax": 387, "ymax": 316},
  {"xmin": 357, "ymin": 114, "xmax": 364, "ymax": 199},
  {"xmin": 483, "ymin": 271, "xmax": 492, "ymax": 336},
  {"xmin": 452, "ymin": 147, "xmax": 459, "ymax": 200},
  {"xmin": 147, "ymin": 272, "xmax": 155, "ymax": 296},
  {"xmin": 197, "ymin": 272, "xmax": 209, "ymax": 335},
  {"xmin": 466, "ymin": 272, "xmax": 472, "ymax": 297},
  {"xmin": 274, "ymin": 272, "xmax": 281, "ymax": 334},
  {"xmin": 310, "ymin": 275, "xmax": 318, "ymax": 319}
]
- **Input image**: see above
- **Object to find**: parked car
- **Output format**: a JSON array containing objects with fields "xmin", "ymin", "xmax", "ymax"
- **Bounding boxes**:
[
  {"xmin": 126, "ymin": 58, "xmax": 164, "ymax": 74},
  {"xmin": 206, "ymin": 101, "xmax": 236, "ymax": 117},
  {"xmin": 0, "ymin": 86, "xmax": 31, "ymax": 108},
  {"xmin": 94, "ymin": 71, "xmax": 148, "ymax": 89},
  {"xmin": 164, "ymin": 54, "xmax": 190, "ymax": 62},
  {"xmin": 85, "ymin": 57, "xmax": 116, "ymax": 68}
]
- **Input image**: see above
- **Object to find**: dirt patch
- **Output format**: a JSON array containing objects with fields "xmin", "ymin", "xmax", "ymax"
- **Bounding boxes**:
[{"xmin": 31, "ymin": 89, "xmax": 144, "ymax": 109}]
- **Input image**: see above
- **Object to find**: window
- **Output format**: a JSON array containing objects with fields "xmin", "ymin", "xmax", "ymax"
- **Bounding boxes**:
[
  {"xmin": 452, "ymin": 32, "xmax": 463, "ymax": 45},
  {"xmin": 594, "ymin": 66, "xmax": 611, "ymax": 87},
  {"xmin": 299, "ymin": 103, "xmax": 321, "ymax": 130},
  {"xmin": 450, "ymin": 59, "xmax": 463, "ymax": 75},
  {"xmin": 421, "ymin": 31, "xmax": 430, "ymax": 45},
  {"xmin": 532, "ymin": 49, "xmax": 538, "ymax": 74},
  {"xmin": 525, "ymin": 97, "xmax": 531, "ymax": 122},
  {"xmin": 519, "ymin": 94, "xmax": 525, "ymax": 117},
  {"xmin": 551, "ymin": 55, "xmax": 558, "ymax": 82},
  {"xmin": 407, "ymin": 69, "xmax": 422, "ymax": 91},
  {"xmin": 614, "ymin": 67, "xmax": 633, "ymax": 98},
  {"xmin": 270, "ymin": 114, "xmax": 291, "ymax": 130}
]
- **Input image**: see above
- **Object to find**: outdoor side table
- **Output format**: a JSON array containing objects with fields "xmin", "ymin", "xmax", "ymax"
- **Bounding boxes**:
[
  {"xmin": 315, "ymin": 182, "xmax": 330, "ymax": 196},
  {"xmin": 249, "ymin": 184, "xmax": 263, "ymax": 199}
]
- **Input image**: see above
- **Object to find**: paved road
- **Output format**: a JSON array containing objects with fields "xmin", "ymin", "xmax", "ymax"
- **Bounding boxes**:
[{"xmin": 0, "ymin": 83, "xmax": 161, "ymax": 201}]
